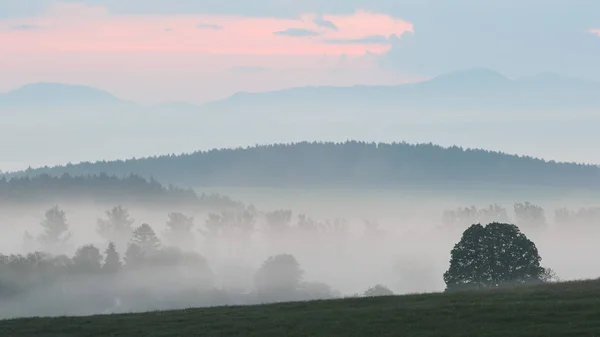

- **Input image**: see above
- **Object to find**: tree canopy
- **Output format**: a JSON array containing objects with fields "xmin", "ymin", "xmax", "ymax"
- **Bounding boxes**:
[{"xmin": 443, "ymin": 222, "xmax": 546, "ymax": 291}]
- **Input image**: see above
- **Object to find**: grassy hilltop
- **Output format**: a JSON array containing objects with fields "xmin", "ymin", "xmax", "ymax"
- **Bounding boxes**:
[{"xmin": 2, "ymin": 279, "xmax": 600, "ymax": 337}]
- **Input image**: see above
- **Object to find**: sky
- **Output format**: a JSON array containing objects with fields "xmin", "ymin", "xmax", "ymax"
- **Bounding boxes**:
[{"xmin": 0, "ymin": 0, "xmax": 599, "ymax": 103}]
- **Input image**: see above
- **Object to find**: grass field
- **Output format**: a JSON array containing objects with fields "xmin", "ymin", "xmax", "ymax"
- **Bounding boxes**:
[{"xmin": 2, "ymin": 279, "xmax": 600, "ymax": 337}]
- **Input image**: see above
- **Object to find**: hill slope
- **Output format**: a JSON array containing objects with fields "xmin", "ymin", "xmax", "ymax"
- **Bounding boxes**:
[
  {"xmin": 6, "ymin": 141, "xmax": 600, "ymax": 189},
  {"xmin": 2, "ymin": 280, "xmax": 600, "ymax": 336}
]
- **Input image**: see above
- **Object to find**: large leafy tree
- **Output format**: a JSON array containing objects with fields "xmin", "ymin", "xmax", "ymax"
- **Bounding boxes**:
[{"xmin": 443, "ymin": 222, "xmax": 546, "ymax": 291}]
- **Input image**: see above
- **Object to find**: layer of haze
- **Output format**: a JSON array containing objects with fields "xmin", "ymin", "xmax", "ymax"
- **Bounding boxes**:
[
  {"xmin": 1, "ymin": 0, "xmax": 600, "ymax": 319},
  {"xmin": 1, "ymin": 1, "xmax": 600, "ymax": 169},
  {"xmin": 1, "ymin": 190, "xmax": 599, "ymax": 318}
]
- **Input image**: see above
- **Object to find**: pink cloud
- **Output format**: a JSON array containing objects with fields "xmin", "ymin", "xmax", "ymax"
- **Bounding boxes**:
[
  {"xmin": 0, "ymin": 3, "xmax": 418, "ymax": 103},
  {"xmin": 591, "ymin": 29, "xmax": 600, "ymax": 37},
  {"xmin": 0, "ymin": 3, "xmax": 413, "ymax": 56}
]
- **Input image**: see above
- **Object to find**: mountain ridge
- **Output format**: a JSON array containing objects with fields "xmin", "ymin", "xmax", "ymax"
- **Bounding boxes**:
[
  {"xmin": 0, "ymin": 82, "xmax": 130, "ymax": 108},
  {"xmin": 2, "ymin": 69, "xmax": 599, "ymax": 111}
]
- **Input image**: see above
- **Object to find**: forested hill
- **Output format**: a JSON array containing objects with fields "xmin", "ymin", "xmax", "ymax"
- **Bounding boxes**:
[
  {"xmin": 0, "ymin": 173, "xmax": 242, "ymax": 208},
  {"xmin": 6, "ymin": 141, "xmax": 600, "ymax": 189}
]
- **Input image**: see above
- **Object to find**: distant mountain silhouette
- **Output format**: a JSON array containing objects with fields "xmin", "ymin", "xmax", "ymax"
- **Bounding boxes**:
[
  {"xmin": 201, "ymin": 68, "xmax": 600, "ymax": 116},
  {"xmin": 0, "ymin": 82, "xmax": 131, "ymax": 108},
  {"xmin": 6, "ymin": 141, "xmax": 600, "ymax": 190},
  {"xmin": 3, "ymin": 69, "xmax": 600, "ymax": 114}
]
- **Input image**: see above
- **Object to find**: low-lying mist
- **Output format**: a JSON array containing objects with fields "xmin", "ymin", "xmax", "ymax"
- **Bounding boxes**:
[{"xmin": 1, "ymin": 196, "xmax": 599, "ymax": 319}]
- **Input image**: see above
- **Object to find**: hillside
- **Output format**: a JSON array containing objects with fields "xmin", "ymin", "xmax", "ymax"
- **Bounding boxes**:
[
  {"xmin": 0, "ymin": 173, "xmax": 241, "ymax": 209},
  {"xmin": 6, "ymin": 141, "xmax": 600, "ymax": 190},
  {"xmin": 1, "ymin": 280, "xmax": 600, "ymax": 336}
]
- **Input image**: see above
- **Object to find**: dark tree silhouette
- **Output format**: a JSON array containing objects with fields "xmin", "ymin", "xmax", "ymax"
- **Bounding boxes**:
[
  {"xmin": 147, "ymin": 247, "xmax": 215, "ymax": 287},
  {"xmin": 443, "ymin": 204, "xmax": 509, "ymax": 227},
  {"xmin": 554, "ymin": 206, "xmax": 600, "ymax": 226},
  {"xmin": 443, "ymin": 205, "xmax": 479, "ymax": 227},
  {"xmin": 540, "ymin": 268, "xmax": 560, "ymax": 283},
  {"xmin": 130, "ymin": 223, "xmax": 161, "ymax": 252},
  {"xmin": 125, "ymin": 223, "xmax": 161, "ymax": 267},
  {"xmin": 514, "ymin": 202, "xmax": 546, "ymax": 228},
  {"xmin": 103, "ymin": 241, "xmax": 122, "ymax": 273},
  {"xmin": 479, "ymin": 204, "xmax": 510, "ymax": 224},
  {"xmin": 264, "ymin": 210, "xmax": 293, "ymax": 237},
  {"xmin": 38, "ymin": 206, "xmax": 71, "ymax": 252},
  {"xmin": 443, "ymin": 222, "xmax": 546, "ymax": 291},
  {"xmin": 0, "ymin": 252, "xmax": 72, "ymax": 297},
  {"xmin": 0, "ymin": 173, "xmax": 202, "ymax": 205},
  {"xmin": 554, "ymin": 207, "xmax": 573, "ymax": 226},
  {"xmin": 296, "ymin": 214, "xmax": 318, "ymax": 234},
  {"xmin": 319, "ymin": 218, "xmax": 349, "ymax": 237},
  {"xmin": 72, "ymin": 244, "xmax": 103, "ymax": 273},
  {"xmin": 364, "ymin": 284, "xmax": 394, "ymax": 297},
  {"xmin": 254, "ymin": 254, "xmax": 303, "ymax": 301},
  {"xmin": 298, "ymin": 281, "xmax": 340, "ymax": 300},
  {"xmin": 124, "ymin": 243, "xmax": 144, "ymax": 268}
]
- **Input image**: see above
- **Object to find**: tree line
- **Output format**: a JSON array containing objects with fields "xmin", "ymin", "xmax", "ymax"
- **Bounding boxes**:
[
  {"xmin": 3, "ymin": 211, "xmax": 559, "ymax": 316},
  {"xmin": 22, "ymin": 205, "xmax": 384, "ymax": 256},
  {"xmin": 0, "ymin": 202, "xmax": 564, "ymax": 317},
  {"xmin": 6, "ymin": 141, "xmax": 600, "ymax": 188},
  {"xmin": 0, "ymin": 173, "xmax": 242, "ymax": 209},
  {"xmin": 443, "ymin": 202, "xmax": 600, "ymax": 228},
  {"xmin": 1, "ymin": 205, "xmax": 392, "ymax": 317}
]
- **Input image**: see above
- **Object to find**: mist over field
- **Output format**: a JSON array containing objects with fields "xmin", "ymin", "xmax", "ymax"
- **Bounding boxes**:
[
  {"xmin": 2, "ymin": 0, "xmax": 600, "ymax": 329},
  {"xmin": 1, "ymin": 173, "xmax": 600, "ymax": 319}
]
